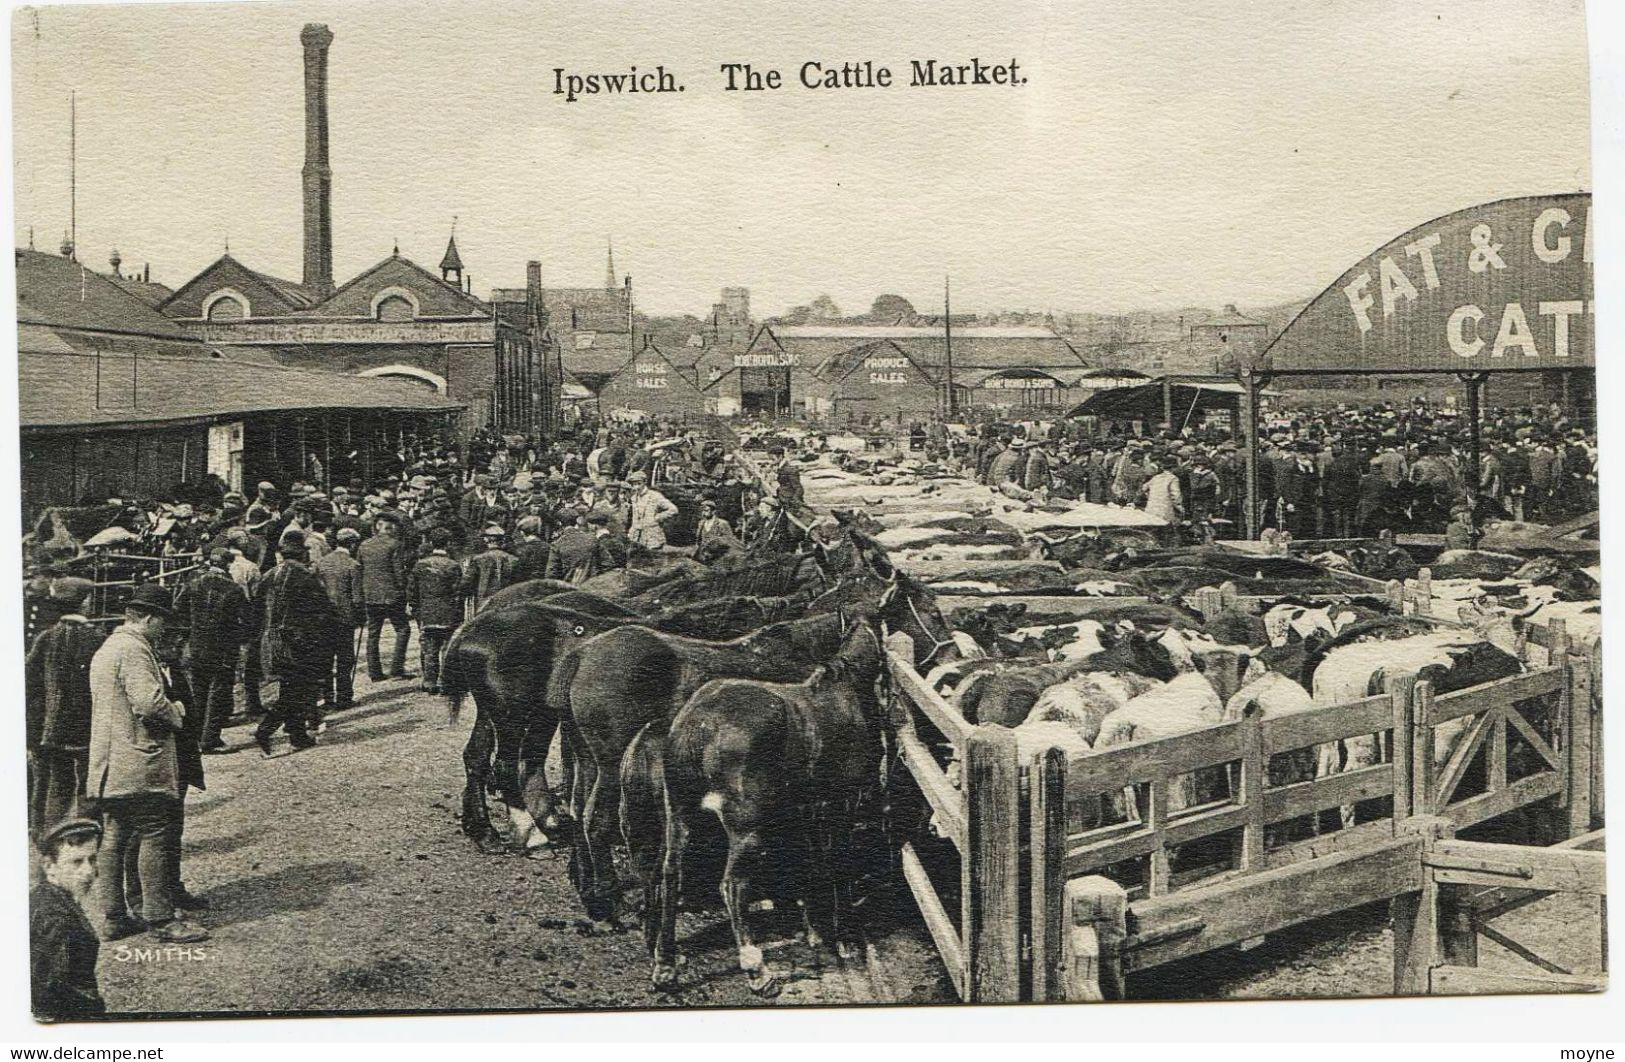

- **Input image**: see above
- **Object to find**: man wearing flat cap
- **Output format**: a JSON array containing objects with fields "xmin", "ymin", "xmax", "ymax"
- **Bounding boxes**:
[
  {"xmin": 252, "ymin": 531, "xmax": 338, "ymax": 754},
  {"xmin": 87, "ymin": 584, "xmax": 208, "ymax": 943},
  {"xmin": 460, "ymin": 526, "xmax": 518, "ymax": 610},
  {"xmin": 172, "ymin": 549, "xmax": 247, "ymax": 753},
  {"xmin": 26, "ymin": 577, "xmax": 103, "ymax": 836},
  {"xmin": 31, "ymin": 817, "xmax": 105, "ymax": 1020}
]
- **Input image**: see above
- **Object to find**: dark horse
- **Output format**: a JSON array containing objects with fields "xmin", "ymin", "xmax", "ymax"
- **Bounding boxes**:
[
  {"xmin": 558, "ymin": 566, "xmax": 958, "ymax": 921},
  {"xmin": 650, "ymin": 620, "xmax": 891, "ymax": 995}
]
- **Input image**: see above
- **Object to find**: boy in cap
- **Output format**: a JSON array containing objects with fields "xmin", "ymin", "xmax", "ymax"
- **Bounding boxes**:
[{"xmin": 31, "ymin": 818, "xmax": 106, "ymax": 1021}]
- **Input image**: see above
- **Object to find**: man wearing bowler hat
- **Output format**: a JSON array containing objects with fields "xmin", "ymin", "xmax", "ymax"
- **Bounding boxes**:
[{"xmin": 252, "ymin": 531, "xmax": 338, "ymax": 754}]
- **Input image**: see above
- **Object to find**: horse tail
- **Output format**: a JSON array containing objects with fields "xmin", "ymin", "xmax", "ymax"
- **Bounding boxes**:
[
  {"xmin": 441, "ymin": 626, "xmax": 481, "ymax": 726},
  {"xmin": 545, "ymin": 646, "xmax": 583, "ymax": 728}
]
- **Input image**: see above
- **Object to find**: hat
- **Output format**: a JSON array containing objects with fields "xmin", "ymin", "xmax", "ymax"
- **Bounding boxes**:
[
  {"xmin": 586, "ymin": 511, "xmax": 611, "ymax": 526},
  {"xmin": 474, "ymin": 474, "xmax": 493, "ymax": 487},
  {"xmin": 208, "ymin": 547, "xmax": 233, "ymax": 566},
  {"xmin": 606, "ymin": 479, "xmax": 626, "ymax": 489},
  {"xmin": 48, "ymin": 576, "xmax": 96, "ymax": 608},
  {"xmin": 331, "ymin": 486, "xmax": 349, "ymax": 497},
  {"xmin": 38, "ymin": 816, "xmax": 101, "ymax": 855},
  {"xmin": 256, "ymin": 480, "xmax": 277, "ymax": 495},
  {"xmin": 280, "ymin": 528, "xmax": 307, "ymax": 547},
  {"xmin": 517, "ymin": 515, "xmax": 543, "ymax": 535},
  {"xmin": 429, "ymin": 527, "xmax": 454, "ymax": 549},
  {"xmin": 126, "ymin": 583, "xmax": 174, "ymax": 618},
  {"xmin": 223, "ymin": 491, "xmax": 246, "ymax": 505},
  {"xmin": 627, "ymin": 471, "xmax": 649, "ymax": 483},
  {"xmin": 172, "ymin": 504, "xmax": 194, "ymax": 519},
  {"xmin": 335, "ymin": 527, "xmax": 361, "ymax": 545},
  {"xmin": 482, "ymin": 524, "xmax": 506, "ymax": 539}
]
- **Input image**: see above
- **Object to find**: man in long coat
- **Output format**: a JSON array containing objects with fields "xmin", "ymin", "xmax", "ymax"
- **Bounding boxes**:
[
  {"xmin": 314, "ymin": 528, "xmax": 364, "ymax": 712},
  {"xmin": 407, "ymin": 528, "xmax": 464, "ymax": 694},
  {"xmin": 86, "ymin": 585, "xmax": 206, "ymax": 943},
  {"xmin": 460, "ymin": 526, "xmax": 518, "ymax": 609},
  {"xmin": 172, "ymin": 549, "xmax": 246, "ymax": 752},
  {"xmin": 252, "ymin": 531, "xmax": 338, "ymax": 754},
  {"xmin": 357, "ymin": 515, "xmax": 412, "ymax": 681},
  {"xmin": 26, "ymin": 578, "xmax": 104, "ymax": 836}
]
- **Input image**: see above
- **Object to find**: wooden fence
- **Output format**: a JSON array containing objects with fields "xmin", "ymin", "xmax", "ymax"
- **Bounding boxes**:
[
  {"xmin": 1396, "ymin": 828, "xmax": 1605, "ymax": 995},
  {"xmin": 886, "ymin": 618, "xmax": 1602, "ymax": 1003}
]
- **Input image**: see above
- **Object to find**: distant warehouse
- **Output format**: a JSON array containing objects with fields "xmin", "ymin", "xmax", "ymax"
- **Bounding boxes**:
[{"xmin": 695, "ymin": 322, "xmax": 1089, "ymax": 421}]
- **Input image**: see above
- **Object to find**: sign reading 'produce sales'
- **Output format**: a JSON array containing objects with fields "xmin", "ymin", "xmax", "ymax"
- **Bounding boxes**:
[{"xmin": 1262, "ymin": 193, "xmax": 1593, "ymax": 373}]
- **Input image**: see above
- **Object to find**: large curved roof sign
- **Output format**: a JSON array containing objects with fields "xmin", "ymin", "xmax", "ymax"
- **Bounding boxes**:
[{"xmin": 1260, "ymin": 193, "xmax": 1592, "ymax": 374}]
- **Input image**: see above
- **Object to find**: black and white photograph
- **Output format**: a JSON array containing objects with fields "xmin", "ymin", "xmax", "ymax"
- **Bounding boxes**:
[{"xmin": 4, "ymin": 0, "xmax": 1612, "ymax": 1036}]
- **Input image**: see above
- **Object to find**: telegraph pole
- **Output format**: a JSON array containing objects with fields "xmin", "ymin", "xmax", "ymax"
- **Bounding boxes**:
[{"xmin": 943, "ymin": 275, "xmax": 956, "ymax": 419}]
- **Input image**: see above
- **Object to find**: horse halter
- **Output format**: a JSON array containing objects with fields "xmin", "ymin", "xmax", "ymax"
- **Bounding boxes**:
[{"xmin": 881, "ymin": 572, "xmax": 955, "ymax": 668}]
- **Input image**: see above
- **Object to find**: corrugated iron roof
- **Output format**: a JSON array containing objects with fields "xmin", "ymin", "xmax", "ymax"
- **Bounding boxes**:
[{"xmin": 19, "ymin": 349, "xmax": 461, "ymax": 431}]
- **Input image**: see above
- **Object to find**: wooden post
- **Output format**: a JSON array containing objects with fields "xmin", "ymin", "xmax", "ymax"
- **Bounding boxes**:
[
  {"xmin": 1415, "ymin": 568, "xmax": 1433, "ymax": 617},
  {"xmin": 1438, "ymin": 882, "xmax": 1478, "ymax": 969},
  {"xmin": 1566, "ymin": 627, "xmax": 1592, "ymax": 837},
  {"xmin": 1029, "ymin": 746, "xmax": 1068, "ymax": 1002},
  {"xmin": 1386, "ymin": 579, "xmax": 1405, "ymax": 612},
  {"xmin": 1391, "ymin": 814, "xmax": 1456, "ymax": 995},
  {"xmin": 1390, "ymin": 672, "xmax": 1418, "ymax": 821},
  {"xmin": 1063, "ymin": 876, "xmax": 1127, "ymax": 1001},
  {"xmin": 1192, "ymin": 587, "xmax": 1222, "ymax": 622},
  {"xmin": 1240, "ymin": 369, "xmax": 1259, "ymax": 540},
  {"xmin": 1587, "ymin": 638, "xmax": 1603, "ymax": 830},
  {"xmin": 1219, "ymin": 580, "xmax": 1239, "ymax": 613},
  {"xmin": 1412, "ymin": 679, "xmax": 1437, "ymax": 818},
  {"xmin": 1237, "ymin": 703, "xmax": 1266, "ymax": 870},
  {"xmin": 963, "ymin": 725, "xmax": 1023, "ymax": 1003}
]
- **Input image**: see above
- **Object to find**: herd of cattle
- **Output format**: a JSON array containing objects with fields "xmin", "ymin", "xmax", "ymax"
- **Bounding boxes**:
[{"xmin": 433, "ymin": 446, "xmax": 1601, "ymax": 998}]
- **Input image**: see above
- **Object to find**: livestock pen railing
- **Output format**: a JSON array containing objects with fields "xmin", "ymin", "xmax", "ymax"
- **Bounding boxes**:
[
  {"xmin": 1395, "ymin": 829, "xmax": 1605, "ymax": 995},
  {"xmin": 885, "ymin": 621, "xmax": 1601, "ymax": 1003}
]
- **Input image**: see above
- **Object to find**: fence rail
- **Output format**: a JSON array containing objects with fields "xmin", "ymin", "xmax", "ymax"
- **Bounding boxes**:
[{"xmin": 886, "ymin": 617, "xmax": 1602, "ymax": 1002}]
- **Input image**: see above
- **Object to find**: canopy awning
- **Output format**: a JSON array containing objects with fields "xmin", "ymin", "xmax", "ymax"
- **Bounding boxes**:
[{"xmin": 1064, "ymin": 380, "xmax": 1241, "ymax": 419}]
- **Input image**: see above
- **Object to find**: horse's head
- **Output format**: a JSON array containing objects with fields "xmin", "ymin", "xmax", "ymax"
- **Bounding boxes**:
[{"xmin": 878, "ymin": 570, "xmax": 957, "ymax": 669}]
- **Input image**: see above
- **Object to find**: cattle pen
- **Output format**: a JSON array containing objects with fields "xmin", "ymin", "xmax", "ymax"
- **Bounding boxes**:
[{"xmin": 883, "ymin": 618, "xmax": 1604, "ymax": 1002}]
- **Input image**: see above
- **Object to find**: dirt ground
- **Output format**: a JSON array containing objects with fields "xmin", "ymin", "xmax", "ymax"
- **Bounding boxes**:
[{"xmin": 95, "ymin": 637, "xmax": 1603, "ymax": 1019}]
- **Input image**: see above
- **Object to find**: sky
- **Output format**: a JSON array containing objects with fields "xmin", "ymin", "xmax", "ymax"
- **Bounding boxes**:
[{"xmin": 8, "ymin": 0, "xmax": 1593, "ymax": 318}]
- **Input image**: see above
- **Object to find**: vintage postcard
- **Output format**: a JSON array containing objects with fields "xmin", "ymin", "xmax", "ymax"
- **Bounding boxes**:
[{"xmin": 8, "ymin": 0, "xmax": 1604, "ymax": 1026}]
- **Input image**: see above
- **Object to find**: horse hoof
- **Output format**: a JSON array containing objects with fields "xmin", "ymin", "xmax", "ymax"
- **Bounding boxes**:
[
  {"xmin": 585, "ymin": 895, "xmax": 616, "ymax": 923},
  {"xmin": 474, "ymin": 833, "xmax": 507, "ymax": 855},
  {"xmin": 651, "ymin": 963, "xmax": 680, "ymax": 991},
  {"xmin": 747, "ymin": 969, "xmax": 783, "ymax": 998},
  {"xmin": 524, "ymin": 845, "xmax": 554, "ymax": 861}
]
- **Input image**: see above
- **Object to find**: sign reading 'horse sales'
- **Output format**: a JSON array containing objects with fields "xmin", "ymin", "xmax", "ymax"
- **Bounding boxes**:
[{"xmin": 1262, "ymin": 193, "xmax": 1594, "ymax": 373}]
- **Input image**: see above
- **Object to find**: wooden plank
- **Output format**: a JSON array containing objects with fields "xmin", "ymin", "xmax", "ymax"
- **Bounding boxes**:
[
  {"xmin": 1428, "ymin": 668, "xmax": 1565, "ymax": 725},
  {"xmin": 962, "ymin": 726, "xmax": 1023, "ymax": 1003},
  {"xmin": 899, "ymin": 842, "xmax": 965, "ymax": 1000},
  {"xmin": 1569, "ymin": 648, "xmax": 1594, "ymax": 836},
  {"xmin": 1438, "ymin": 771, "xmax": 1564, "ymax": 829},
  {"xmin": 1124, "ymin": 835, "xmax": 1426, "ymax": 972},
  {"xmin": 1435, "ymin": 709, "xmax": 1496, "ymax": 809},
  {"xmin": 1260, "ymin": 695, "xmax": 1392, "ymax": 753},
  {"xmin": 887, "ymin": 648, "xmax": 974, "ymax": 744},
  {"xmin": 1430, "ymin": 965, "xmax": 1606, "ymax": 995},
  {"xmin": 1064, "ymin": 803, "xmax": 1250, "ymax": 878},
  {"xmin": 1391, "ymin": 677, "xmax": 1416, "ymax": 821},
  {"xmin": 1260, "ymin": 818, "xmax": 1397, "ymax": 872},
  {"xmin": 898, "ymin": 726, "xmax": 965, "ymax": 851},
  {"xmin": 1064, "ymin": 722, "xmax": 1245, "ymax": 801},
  {"xmin": 1502, "ymin": 700, "xmax": 1561, "ymax": 773},
  {"xmin": 932, "ymin": 594, "xmax": 1155, "ymax": 619},
  {"xmin": 1261, "ymin": 763, "xmax": 1393, "ymax": 823},
  {"xmin": 1029, "ymin": 747, "xmax": 1067, "ymax": 1002},
  {"xmin": 1147, "ymin": 780, "xmax": 1171, "ymax": 896},
  {"xmin": 1413, "ymin": 681, "xmax": 1438, "ymax": 817},
  {"xmin": 1427, "ymin": 839, "xmax": 1606, "ymax": 895},
  {"xmin": 1237, "ymin": 705, "xmax": 1266, "ymax": 870}
]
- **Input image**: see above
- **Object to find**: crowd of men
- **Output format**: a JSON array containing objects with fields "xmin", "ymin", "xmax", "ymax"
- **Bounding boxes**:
[
  {"xmin": 953, "ymin": 400, "xmax": 1598, "ymax": 544},
  {"xmin": 23, "ymin": 416, "xmax": 819, "ymax": 1017}
]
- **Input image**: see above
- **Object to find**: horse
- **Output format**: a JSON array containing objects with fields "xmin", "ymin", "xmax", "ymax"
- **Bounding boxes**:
[
  {"xmin": 478, "ymin": 578, "xmax": 580, "ymax": 612},
  {"xmin": 652, "ymin": 620, "xmax": 890, "ymax": 995},
  {"xmin": 559, "ymin": 565, "xmax": 957, "ymax": 921}
]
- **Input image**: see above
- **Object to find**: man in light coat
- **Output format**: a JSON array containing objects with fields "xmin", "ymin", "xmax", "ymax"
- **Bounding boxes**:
[
  {"xmin": 86, "ymin": 585, "xmax": 208, "ymax": 944},
  {"xmin": 1141, "ymin": 458, "xmax": 1185, "ymax": 526},
  {"xmin": 625, "ymin": 470, "xmax": 679, "ymax": 563}
]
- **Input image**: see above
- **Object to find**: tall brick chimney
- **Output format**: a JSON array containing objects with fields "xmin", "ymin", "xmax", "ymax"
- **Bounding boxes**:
[{"xmin": 301, "ymin": 24, "xmax": 335, "ymax": 296}]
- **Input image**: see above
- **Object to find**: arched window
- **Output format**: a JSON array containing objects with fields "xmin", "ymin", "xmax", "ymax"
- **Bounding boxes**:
[
  {"xmin": 375, "ymin": 295, "xmax": 416, "ymax": 322},
  {"xmin": 203, "ymin": 290, "xmax": 248, "ymax": 321},
  {"xmin": 370, "ymin": 286, "xmax": 421, "ymax": 322}
]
